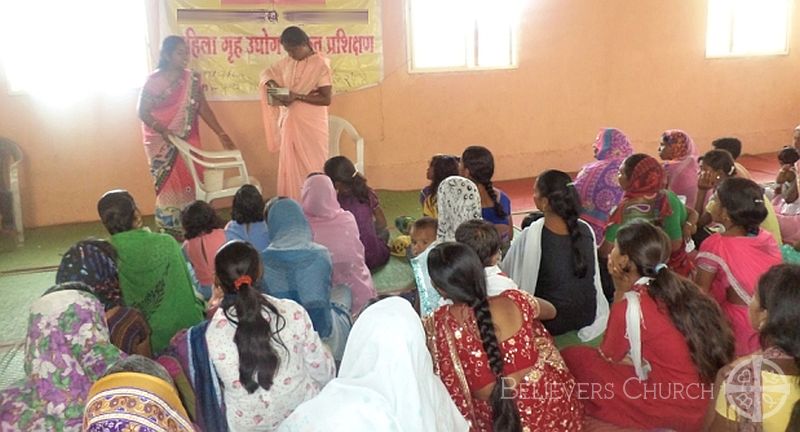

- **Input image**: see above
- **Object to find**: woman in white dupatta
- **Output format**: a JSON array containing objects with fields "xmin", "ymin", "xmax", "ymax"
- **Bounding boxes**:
[
  {"xmin": 278, "ymin": 297, "xmax": 468, "ymax": 432},
  {"xmin": 502, "ymin": 170, "xmax": 609, "ymax": 342},
  {"xmin": 411, "ymin": 175, "xmax": 482, "ymax": 317}
]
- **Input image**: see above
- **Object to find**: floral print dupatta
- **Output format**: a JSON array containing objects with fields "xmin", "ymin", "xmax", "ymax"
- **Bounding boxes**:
[{"xmin": 0, "ymin": 290, "xmax": 124, "ymax": 432}]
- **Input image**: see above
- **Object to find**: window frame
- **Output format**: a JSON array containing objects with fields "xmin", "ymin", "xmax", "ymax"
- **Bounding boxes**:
[
  {"xmin": 405, "ymin": 0, "xmax": 520, "ymax": 74},
  {"xmin": 705, "ymin": 0, "xmax": 793, "ymax": 59}
]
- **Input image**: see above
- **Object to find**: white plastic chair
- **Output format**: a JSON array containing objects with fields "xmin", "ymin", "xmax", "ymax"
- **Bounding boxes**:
[
  {"xmin": 0, "ymin": 138, "xmax": 23, "ymax": 243},
  {"xmin": 328, "ymin": 115, "xmax": 365, "ymax": 175},
  {"xmin": 167, "ymin": 135, "xmax": 261, "ymax": 203}
]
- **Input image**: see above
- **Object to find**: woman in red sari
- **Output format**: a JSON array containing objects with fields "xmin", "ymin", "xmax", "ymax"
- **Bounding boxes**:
[
  {"xmin": 138, "ymin": 36, "xmax": 235, "ymax": 238},
  {"xmin": 424, "ymin": 242, "xmax": 583, "ymax": 432},
  {"xmin": 562, "ymin": 220, "xmax": 735, "ymax": 431}
]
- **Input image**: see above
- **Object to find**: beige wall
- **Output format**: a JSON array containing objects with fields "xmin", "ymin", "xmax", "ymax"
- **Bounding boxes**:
[{"xmin": 4, "ymin": 0, "xmax": 800, "ymax": 228}]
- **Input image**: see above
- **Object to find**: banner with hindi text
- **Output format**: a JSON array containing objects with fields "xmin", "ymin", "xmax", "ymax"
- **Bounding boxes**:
[{"xmin": 161, "ymin": 0, "xmax": 383, "ymax": 100}]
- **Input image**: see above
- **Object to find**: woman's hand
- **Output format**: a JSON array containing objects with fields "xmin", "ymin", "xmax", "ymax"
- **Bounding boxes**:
[
  {"xmin": 218, "ymin": 133, "xmax": 236, "ymax": 150},
  {"xmin": 698, "ymin": 169, "xmax": 719, "ymax": 191}
]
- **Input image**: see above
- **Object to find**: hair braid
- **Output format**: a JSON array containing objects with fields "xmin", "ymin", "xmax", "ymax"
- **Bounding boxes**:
[
  {"xmin": 472, "ymin": 297, "xmax": 521, "ymax": 432},
  {"xmin": 536, "ymin": 171, "xmax": 587, "ymax": 278},
  {"xmin": 482, "ymin": 180, "xmax": 507, "ymax": 219}
]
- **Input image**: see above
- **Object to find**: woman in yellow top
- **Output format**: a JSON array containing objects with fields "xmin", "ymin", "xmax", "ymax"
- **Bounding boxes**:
[{"xmin": 708, "ymin": 263, "xmax": 800, "ymax": 431}]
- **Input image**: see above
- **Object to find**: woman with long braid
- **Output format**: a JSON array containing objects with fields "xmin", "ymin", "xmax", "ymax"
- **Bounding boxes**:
[
  {"xmin": 424, "ymin": 242, "xmax": 583, "ymax": 431},
  {"xmin": 461, "ymin": 146, "xmax": 514, "ymax": 246},
  {"xmin": 562, "ymin": 220, "xmax": 734, "ymax": 431},
  {"xmin": 502, "ymin": 170, "xmax": 609, "ymax": 341}
]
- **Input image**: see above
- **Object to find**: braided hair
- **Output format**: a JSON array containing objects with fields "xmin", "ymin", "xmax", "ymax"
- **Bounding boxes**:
[
  {"xmin": 428, "ymin": 242, "xmax": 521, "ymax": 431},
  {"xmin": 462, "ymin": 146, "xmax": 507, "ymax": 219},
  {"xmin": 216, "ymin": 240, "xmax": 287, "ymax": 393},
  {"xmin": 536, "ymin": 170, "xmax": 587, "ymax": 278}
]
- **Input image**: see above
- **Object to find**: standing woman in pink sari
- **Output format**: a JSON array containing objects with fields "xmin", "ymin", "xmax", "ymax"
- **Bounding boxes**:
[
  {"xmin": 138, "ymin": 36, "xmax": 236, "ymax": 238},
  {"xmin": 260, "ymin": 27, "xmax": 333, "ymax": 201},
  {"xmin": 659, "ymin": 129, "xmax": 699, "ymax": 207}
]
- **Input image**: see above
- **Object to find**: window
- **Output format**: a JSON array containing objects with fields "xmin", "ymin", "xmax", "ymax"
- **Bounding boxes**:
[
  {"xmin": 407, "ymin": 0, "xmax": 520, "ymax": 72},
  {"xmin": 0, "ymin": 0, "xmax": 149, "ymax": 101},
  {"xmin": 706, "ymin": 0, "xmax": 791, "ymax": 57}
]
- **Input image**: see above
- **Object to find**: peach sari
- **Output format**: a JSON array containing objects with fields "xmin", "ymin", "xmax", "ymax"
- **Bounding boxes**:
[{"xmin": 259, "ymin": 52, "xmax": 332, "ymax": 200}]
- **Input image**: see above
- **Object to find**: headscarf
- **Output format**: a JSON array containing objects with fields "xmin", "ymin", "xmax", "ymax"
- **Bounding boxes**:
[
  {"xmin": 301, "ymin": 175, "xmax": 376, "ymax": 313},
  {"xmin": 278, "ymin": 297, "xmax": 469, "ymax": 432},
  {"xmin": 662, "ymin": 129, "xmax": 700, "ymax": 205},
  {"xmin": 83, "ymin": 372, "xmax": 195, "ymax": 432},
  {"xmin": 575, "ymin": 128, "xmax": 634, "ymax": 243},
  {"xmin": 436, "ymin": 176, "xmax": 482, "ymax": 241},
  {"xmin": 594, "ymin": 127, "xmax": 633, "ymax": 160},
  {"xmin": 55, "ymin": 240, "xmax": 121, "ymax": 309},
  {"xmin": 608, "ymin": 154, "xmax": 671, "ymax": 225},
  {"xmin": 263, "ymin": 198, "xmax": 334, "ymax": 337},
  {"xmin": 0, "ymin": 290, "xmax": 124, "ymax": 432}
]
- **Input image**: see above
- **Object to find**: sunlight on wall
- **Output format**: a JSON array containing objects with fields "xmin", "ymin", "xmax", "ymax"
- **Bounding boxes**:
[{"xmin": 0, "ymin": 0, "xmax": 149, "ymax": 105}]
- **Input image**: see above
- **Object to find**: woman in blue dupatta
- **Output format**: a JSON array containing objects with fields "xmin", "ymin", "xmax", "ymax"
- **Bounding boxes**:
[{"xmin": 261, "ymin": 198, "xmax": 352, "ymax": 361}]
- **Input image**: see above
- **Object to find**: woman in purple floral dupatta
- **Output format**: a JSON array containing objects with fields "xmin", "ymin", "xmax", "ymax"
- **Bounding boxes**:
[{"xmin": 0, "ymin": 289, "xmax": 124, "ymax": 431}]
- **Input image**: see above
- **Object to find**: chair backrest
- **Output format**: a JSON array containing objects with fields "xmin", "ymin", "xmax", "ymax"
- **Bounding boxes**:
[
  {"xmin": 167, "ymin": 135, "xmax": 259, "ymax": 203},
  {"xmin": 328, "ymin": 115, "xmax": 365, "ymax": 175}
]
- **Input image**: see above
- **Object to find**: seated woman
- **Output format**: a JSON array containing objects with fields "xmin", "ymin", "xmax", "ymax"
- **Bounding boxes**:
[
  {"xmin": 262, "ymin": 198, "xmax": 352, "ymax": 361},
  {"xmin": 412, "ymin": 175, "xmax": 482, "ymax": 317},
  {"xmin": 694, "ymin": 149, "xmax": 782, "ymax": 246},
  {"xmin": 502, "ymin": 170, "xmax": 608, "ymax": 341},
  {"xmin": 695, "ymin": 178, "xmax": 782, "ymax": 356},
  {"xmin": 420, "ymin": 154, "xmax": 460, "ymax": 218},
  {"xmin": 574, "ymin": 128, "xmax": 633, "ymax": 245},
  {"xmin": 181, "ymin": 200, "xmax": 227, "ymax": 300},
  {"xmin": 206, "ymin": 241, "xmax": 335, "ymax": 431},
  {"xmin": 83, "ymin": 355, "xmax": 194, "ymax": 432},
  {"xmin": 461, "ymin": 146, "xmax": 514, "ymax": 246},
  {"xmin": 279, "ymin": 297, "xmax": 469, "ymax": 431},
  {"xmin": 97, "ymin": 189, "xmax": 204, "ymax": 354},
  {"xmin": 0, "ymin": 289, "xmax": 125, "ymax": 432},
  {"xmin": 659, "ymin": 129, "xmax": 700, "ymax": 207},
  {"xmin": 601, "ymin": 154, "xmax": 694, "ymax": 277},
  {"xmin": 708, "ymin": 264, "xmax": 800, "ymax": 431},
  {"xmin": 770, "ymin": 147, "xmax": 800, "ymax": 245},
  {"xmin": 324, "ymin": 156, "xmax": 390, "ymax": 269},
  {"xmin": 301, "ymin": 174, "xmax": 376, "ymax": 314},
  {"xmin": 425, "ymin": 242, "xmax": 584, "ymax": 431},
  {"xmin": 225, "ymin": 184, "xmax": 270, "ymax": 251},
  {"xmin": 54, "ymin": 240, "xmax": 151, "ymax": 356},
  {"xmin": 562, "ymin": 220, "xmax": 735, "ymax": 431}
]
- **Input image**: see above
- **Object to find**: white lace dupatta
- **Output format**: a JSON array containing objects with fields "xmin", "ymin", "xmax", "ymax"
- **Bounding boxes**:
[
  {"xmin": 500, "ymin": 218, "xmax": 609, "ymax": 341},
  {"xmin": 624, "ymin": 277, "xmax": 653, "ymax": 381}
]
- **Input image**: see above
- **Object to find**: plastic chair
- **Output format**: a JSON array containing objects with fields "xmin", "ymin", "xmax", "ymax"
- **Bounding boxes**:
[
  {"xmin": 167, "ymin": 135, "xmax": 261, "ymax": 203},
  {"xmin": 0, "ymin": 138, "xmax": 23, "ymax": 243},
  {"xmin": 329, "ymin": 115, "xmax": 365, "ymax": 175}
]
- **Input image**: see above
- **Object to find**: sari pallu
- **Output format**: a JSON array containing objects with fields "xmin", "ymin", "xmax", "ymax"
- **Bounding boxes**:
[
  {"xmin": 140, "ymin": 69, "xmax": 204, "ymax": 236},
  {"xmin": 0, "ymin": 290, "xmax": 124, "ymax": 432},
  {"xmin": 83, "ymin": 372, "xmax": 195, "ymax": 432},
  {"xmin": 259, "ymin": 53, "xmax": 332, "ymax": 201},
  {"xmin": 574, "ymin": 128, "xmax": 633, "ymax": 245}
]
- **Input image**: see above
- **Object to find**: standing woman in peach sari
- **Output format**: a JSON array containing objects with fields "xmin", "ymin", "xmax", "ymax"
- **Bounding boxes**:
[
  {"xmin": 138, "ymin": 36, "xmax": 236, "ymax": 238},
  {"xmin": 260, "ymin": 26, "xmax": 333, "ymax": 201}
]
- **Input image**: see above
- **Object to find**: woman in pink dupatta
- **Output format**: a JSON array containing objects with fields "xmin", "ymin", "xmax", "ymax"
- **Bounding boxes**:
[
  {"xmin": 138, "ymin": 36, "xmax": 235, "ymax": 238},
  {"xmin": 695, "ymin": 178, "xmax": 782, "ymax": 356},
  {"xmin": 259, "ymin": 27, "xmax": 333, "ymax": 201},
  {"xmin": 301, "ymin": 174, "xmax": 376, "ymax": 314},
  {"xmin": 659, "ymin": 129, "xmax": 699, "ymax": 207}
]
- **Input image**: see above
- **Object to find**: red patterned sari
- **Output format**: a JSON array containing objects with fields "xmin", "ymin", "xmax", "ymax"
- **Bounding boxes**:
[
  {"xmin": 140, "ymin": 69, "xmax": 203, "ymax": 237},
  {"xmin": 424, "ymin": 290, "xmax": 584, "ymax": 431}
]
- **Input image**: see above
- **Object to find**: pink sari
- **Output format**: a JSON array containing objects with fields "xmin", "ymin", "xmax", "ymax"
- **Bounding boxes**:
[
  {"xmin": 696, "ymin": 230, "xmax": 782, "ymax": 356},
  {"xmin": 301, "ymin": 175, "xmax": 376, "ymax": 314},
  {"xmin": 140, "ymin": 69, "xmax": 202, "ymax": 237},
  {"xmin": 260, "ymin": 52, "xmax": 332, "ymax": 201}
]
